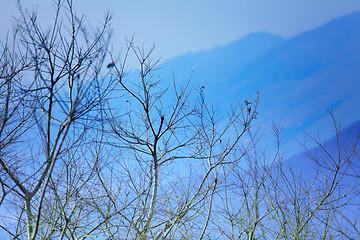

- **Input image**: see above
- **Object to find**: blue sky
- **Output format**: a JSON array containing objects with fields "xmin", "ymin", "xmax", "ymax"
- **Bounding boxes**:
[{"xmin": 1, "ymin": 0, "xmax": 359, "ymax": 62}]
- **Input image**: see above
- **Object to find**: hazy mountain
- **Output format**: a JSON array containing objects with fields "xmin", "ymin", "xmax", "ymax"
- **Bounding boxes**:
[
  {"xmin": 161, "ymin": 32, "xmax": 284, "ymax": 87},
  {"xmin": 155, "ymin": 11, "xmax": 360, "ymax": 157},
  {"xmin": 286, "ymin": 119, "xmax": 360, "ymax": 172}
]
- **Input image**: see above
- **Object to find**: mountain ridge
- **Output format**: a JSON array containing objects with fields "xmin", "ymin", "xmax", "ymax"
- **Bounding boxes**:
[{"xmin": 153, "ymin": 11, "xmax": 360, "ymax": 157}]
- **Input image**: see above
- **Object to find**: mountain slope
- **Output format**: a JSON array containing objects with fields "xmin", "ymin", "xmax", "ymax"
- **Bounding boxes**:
[
  {"xmin": 286, "ymin": 120, "xmax": 360, "ymax": 171},
  {"xmin": 156, "ymin": 11, "xmax": 360, "ymax": 156},
  {"xmin": 160, "ymin": 32, "xmax": 284, "ymax": 88}
]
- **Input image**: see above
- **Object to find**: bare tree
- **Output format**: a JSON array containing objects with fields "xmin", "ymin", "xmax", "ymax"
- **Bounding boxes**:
[
  {"xmin": 212, "ymin": 114, "xmax": 360, "ymax": 240},
  {"xmin": 0, "ymin": 0, "xmax": 114, "ymax": 239},
  {"xmin": 1, "ymin": 1, "xmax": 258, "ymax": 238},
  {"xmin": 87, "ymin": 42, "xmax": 260, "ymax": 239},
  {"xmin": 1, "ymin": 1, "xmax": 360, "ymax": 240}
]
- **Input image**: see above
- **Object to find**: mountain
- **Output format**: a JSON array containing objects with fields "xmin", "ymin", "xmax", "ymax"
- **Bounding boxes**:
[
  {"xmin": 155, "ymin": 11, "xmax": 360, "ymax": 157},
  {"xmin": 161, "ymin": 32, "xmax": 284, "ymax": 87},
  {"xmin": 286, "ymin": 119, "xmax": 360, "ymax": 172}
]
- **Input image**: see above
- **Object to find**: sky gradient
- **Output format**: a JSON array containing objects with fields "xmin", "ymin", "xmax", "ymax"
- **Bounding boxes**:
[{"xmin": 1, "ymin": 0, "xmax": 359, "ymax": 62}]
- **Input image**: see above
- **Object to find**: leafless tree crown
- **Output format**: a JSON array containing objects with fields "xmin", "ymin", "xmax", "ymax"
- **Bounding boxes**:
[{"xmin": 0, "ymin": 1, "xmax": 359, "ymax": 239}]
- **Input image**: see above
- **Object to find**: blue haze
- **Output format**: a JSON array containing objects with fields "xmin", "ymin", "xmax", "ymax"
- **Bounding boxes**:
[{"xmin": 150, "ymin": 12, "xmax": 360, "ymax": 158}]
